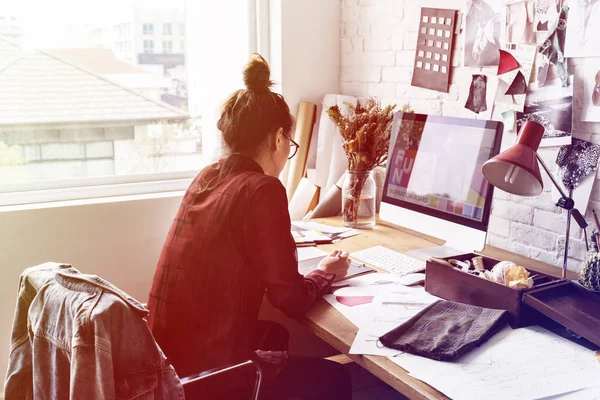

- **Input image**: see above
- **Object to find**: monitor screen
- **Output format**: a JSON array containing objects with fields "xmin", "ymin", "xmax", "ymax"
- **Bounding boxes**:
[{"xmin": 382, "ymin": 113, "xmax": 503, "ymax": 231}]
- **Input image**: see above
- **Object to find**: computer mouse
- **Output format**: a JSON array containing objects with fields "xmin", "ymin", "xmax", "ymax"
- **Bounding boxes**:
[{"xmin": 399, "ymin": 273, "xmax": 426, "ymax": 286}]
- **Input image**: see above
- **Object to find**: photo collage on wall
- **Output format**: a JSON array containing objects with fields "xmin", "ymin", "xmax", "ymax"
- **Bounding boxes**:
[{"xmin": 407, "ymin": 0, "xmax": 600, "ymax": 205}]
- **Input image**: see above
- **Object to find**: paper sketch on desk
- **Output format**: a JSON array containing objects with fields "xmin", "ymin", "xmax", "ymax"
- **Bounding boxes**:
[
  {"xmin": 333, "ymin": 272, "xmax": 406, "ymax": 296},
  {"xmin": 350, "ymin": 328, "xmax": 401, "ymax": 357},
  {"xmin": 292, "ymin": 221, "xmax": 351, "ymax": 234},
  {"xmin": 565, "ymin": 0, "xmax": 600, "ymax": 57},
  {"xmin": 315, "ymin": 94, "xmax": 356, "ymax": 195},
  {"xmin": 542, "ymin": 386, "xmax": 600, "ymax": 400},
  {"xmin": 323, "ymin": 294, "xmax": 374, "ymax": 328},
  {"xmin": 464, "ymin": 0, "xmax": 506, "ymax": 67},
  {"xmin": 388, "ymin": 325, "xmax": 600, "ymax": 399},
  {"xmin": 299, "ymin": 257, "xmax": 373, "ymax": 280},
  {"xmin": 297, "ymin": 247, "xmax": 328, "ymax": 262}
]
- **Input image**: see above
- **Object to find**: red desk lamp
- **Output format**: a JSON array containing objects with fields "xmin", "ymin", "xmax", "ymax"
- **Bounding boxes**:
[{"xmin": 482, "ymin": 121, "xmax": 588, "ymax": 279}]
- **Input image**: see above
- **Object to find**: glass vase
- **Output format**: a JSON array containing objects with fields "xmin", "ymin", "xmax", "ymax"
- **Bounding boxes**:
[{"xmin": 341, "ymin": 170, "xmax": 376, "ymax": 229}]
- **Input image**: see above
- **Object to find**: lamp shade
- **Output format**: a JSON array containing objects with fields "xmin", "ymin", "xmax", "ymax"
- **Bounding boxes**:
[{"xmin": 482, "ymin": 120, "xmax": 544, "ymax": 197}]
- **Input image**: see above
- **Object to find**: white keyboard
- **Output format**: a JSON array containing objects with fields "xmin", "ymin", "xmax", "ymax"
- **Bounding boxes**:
[{"xmin": 351, "ymin": 246, "xmax": 425, "ymax": 277}]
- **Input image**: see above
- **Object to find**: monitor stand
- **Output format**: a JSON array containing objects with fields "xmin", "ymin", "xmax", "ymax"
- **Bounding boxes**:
[{"xmin": 408, "ymin": 244, "xmax": 466, "ymax": 261}]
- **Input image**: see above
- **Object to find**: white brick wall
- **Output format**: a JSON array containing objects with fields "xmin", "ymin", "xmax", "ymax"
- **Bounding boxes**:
[{"xmin": 339, "ymin": 0, "xmax": 600, "ymax": 271}]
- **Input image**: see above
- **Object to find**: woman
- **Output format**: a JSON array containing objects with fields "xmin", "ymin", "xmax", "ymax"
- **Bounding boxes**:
[{"xmin": 147, "ymin": 54, "xmax": 352, "ymax": 399}]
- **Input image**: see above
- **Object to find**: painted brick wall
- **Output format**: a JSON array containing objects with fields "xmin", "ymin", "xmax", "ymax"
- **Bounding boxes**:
[{"xmin": 340, "ymin": 0, "xmax": 600, "ymax": 271}]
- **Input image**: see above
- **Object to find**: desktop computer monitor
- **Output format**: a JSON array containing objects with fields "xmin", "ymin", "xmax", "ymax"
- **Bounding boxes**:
[{"xmin": 380, "ymin": 112, "xmax": 504, "ymax": 260}]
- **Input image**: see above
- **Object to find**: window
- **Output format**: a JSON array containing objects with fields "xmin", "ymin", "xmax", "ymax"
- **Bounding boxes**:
[
  {"xmin": 180, "ymin": 40, "xmax": 185, "ymax": 52},
  {"xmin": 143, "ymin": 23, "xmax": 153, "ymax": 35},
  {"xmin": 180, "ymin": 23, "xmax": 185, "ymax": 35},
  {"xmin": 0, "ymin": 0, "xmax": 254, "ymax": 206},
  {"xmin": 163, "ymin": 23, "xmax": 172, "ymax": 35},
  {"xmin": 143, "ymin": 40, "xmax": 154, "ymax": 53}
]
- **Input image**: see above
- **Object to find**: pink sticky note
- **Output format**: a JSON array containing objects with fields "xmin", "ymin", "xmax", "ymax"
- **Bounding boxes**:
[{"xmin": 336, "ymin": 296, "xmax": 374, "ymax": 307}]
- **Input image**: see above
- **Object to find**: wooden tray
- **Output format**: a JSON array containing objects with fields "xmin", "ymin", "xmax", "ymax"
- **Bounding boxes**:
[
  {"xmin": 523, "ymin": 281, "xmax": 600, "ymax": 347},
  {"xmin": 425, "ymin": 253, "xmax": 559, "ymax": 327}
]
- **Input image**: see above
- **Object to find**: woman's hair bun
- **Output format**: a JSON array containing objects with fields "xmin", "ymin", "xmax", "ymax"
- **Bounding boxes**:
[{"xmin": 243, "ymin": 53, "xmax": 273, "ymax": 92}]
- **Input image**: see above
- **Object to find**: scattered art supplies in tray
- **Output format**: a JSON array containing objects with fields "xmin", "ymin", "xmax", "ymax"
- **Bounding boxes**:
[{"xmin": 425, "ymin": 253, "xmax": 560, "ymax": 327}]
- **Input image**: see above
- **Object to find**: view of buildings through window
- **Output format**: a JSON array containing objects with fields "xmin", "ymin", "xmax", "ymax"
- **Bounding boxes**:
[{"xmin": 0, "ymin": 0, "xmax": 206, "ymax": 187}]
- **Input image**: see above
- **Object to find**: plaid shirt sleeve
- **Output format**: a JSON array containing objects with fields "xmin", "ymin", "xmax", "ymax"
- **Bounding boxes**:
[{"xmin": 243, "ymin": 179, "xmax": 334, "ymax": 317}]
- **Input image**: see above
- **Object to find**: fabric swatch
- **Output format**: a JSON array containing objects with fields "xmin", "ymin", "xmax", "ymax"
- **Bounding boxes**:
[
  {"xmin": 465, "ymin": 74, "xmax": 488, "ymax": 114},
  {"xmin": 379, "ymin": 300, "xmax": 508, "ymax": 361},
  {"xmin": 556, "ymin": 138, "xmax": 600, "ymax": 189},
  {"xmin": 502, "ymin": 110, "xmax": 516, "ymax": 131}
]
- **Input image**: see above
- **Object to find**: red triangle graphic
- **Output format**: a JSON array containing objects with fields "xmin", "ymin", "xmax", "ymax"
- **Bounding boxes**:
[{"xmin": 497, "ymin": 50, "xmax": 520, "ymax": 75}]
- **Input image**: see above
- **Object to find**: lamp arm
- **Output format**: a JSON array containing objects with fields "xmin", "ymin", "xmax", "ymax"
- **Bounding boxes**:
[
  {"xmin": 536, "ymin": 153, "xmax": 569, "ymax": 199},
  {"xmin": 536, "ymin": 154, "xmax": 588, "ymax": 231}
]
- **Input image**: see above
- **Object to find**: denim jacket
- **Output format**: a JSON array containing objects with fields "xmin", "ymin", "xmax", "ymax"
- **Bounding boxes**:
[{"xmin": 4, "ymin": 263, "xmax": 184, "ymax": 400}]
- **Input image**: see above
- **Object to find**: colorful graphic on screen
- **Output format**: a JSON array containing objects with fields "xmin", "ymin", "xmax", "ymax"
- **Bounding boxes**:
[{"xmin": 385, "ymin": 120, "xmax": 495, "ymax": 223}]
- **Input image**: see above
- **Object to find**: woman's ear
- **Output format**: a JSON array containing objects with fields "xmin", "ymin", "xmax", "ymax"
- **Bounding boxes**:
[{"xmin": 273, "ymin": 127, "xmax": 284, "ymax": 151}]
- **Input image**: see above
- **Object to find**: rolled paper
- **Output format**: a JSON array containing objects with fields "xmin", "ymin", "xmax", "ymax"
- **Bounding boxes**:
[{"xmin": 286, "ymin": 102, "xmax": 317, "ymax": 201}]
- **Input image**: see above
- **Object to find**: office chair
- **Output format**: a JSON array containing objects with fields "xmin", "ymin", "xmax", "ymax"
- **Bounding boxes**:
[
  {"xmin": 180, "ymin": 358, "xmax": 263, "ymax": 400},
  {"xmin": 140, "ymin": 302, "xmax": 264, "ymax": 399}
]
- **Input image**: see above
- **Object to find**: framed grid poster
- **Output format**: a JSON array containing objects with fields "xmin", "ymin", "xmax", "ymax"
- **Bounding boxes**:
[{"xmin": 411, "ymin": 8, "xmax": 458, "ymax": 93}]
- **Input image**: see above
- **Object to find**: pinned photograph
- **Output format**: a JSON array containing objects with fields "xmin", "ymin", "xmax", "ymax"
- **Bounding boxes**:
[
  {"xmin": 506, "ymin": 0, "xmax": 536, "ymax": 46},
  {"xmin": 516, "ymin": 76, "xmax": 573, "ymax": 148},
  {"xmin": 494, "ymin": 45, "xmax": 536, "ymax": 112},
  {"xmin": 464, "ymin": 0, "xmax": 505, "ymax": 67},
  {"xmin": 565, "ymin": 0, "xmax": 600, "ymax": 57},
  {"xmin": 533, "ymin": 0, "xmax": 559, "ymax": 32},
  {"xmin": 581, "ymin": 57, "xmax": 600, "ymax": 122}
]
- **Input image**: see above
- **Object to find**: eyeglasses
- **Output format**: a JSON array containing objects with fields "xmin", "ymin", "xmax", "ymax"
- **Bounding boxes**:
[{"xmin": 285, "ymin": 134, "xmax": 300, "ymax": 159}]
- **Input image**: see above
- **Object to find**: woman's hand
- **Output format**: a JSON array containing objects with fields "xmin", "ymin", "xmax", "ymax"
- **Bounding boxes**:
[{"xmin": 317, "ymin": 250, "xmax": 351, "ymax": 280}]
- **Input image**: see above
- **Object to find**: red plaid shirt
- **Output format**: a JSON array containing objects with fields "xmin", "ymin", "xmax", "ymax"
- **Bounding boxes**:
[{"xmin": 147, "ymin": 155, "xmax": 334, "ymax": 377}]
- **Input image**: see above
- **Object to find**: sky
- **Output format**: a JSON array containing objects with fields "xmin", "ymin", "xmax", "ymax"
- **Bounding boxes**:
[{"xmin": 1, "ymin": 0, "xmax": 185, "ymax": 48}]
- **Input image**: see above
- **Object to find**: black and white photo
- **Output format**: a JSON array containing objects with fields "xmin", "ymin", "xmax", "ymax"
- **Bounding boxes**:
[
  {"xmin": 516, "ymin": 76, "xmax": 573, "ymax": 147},
  {"xmin": 464, "ymin": 0, "xmax": 505, "ymax": 67}
]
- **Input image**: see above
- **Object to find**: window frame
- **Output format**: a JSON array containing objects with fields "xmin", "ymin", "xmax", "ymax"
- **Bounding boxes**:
[
  {"xmin": 143, "ymin": 23, "xmax": 154, "ymax": 35},
  {"xmin": 0, "ymin": 2, "xmax": 263, "ymax": 208},
  {"xmin": 143, "ymin": 39, "xmax": 154, "ymax": 53}
]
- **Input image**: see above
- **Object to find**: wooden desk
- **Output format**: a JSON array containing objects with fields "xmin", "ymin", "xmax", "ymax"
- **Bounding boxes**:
[{"xmin": 301, "ymin": 217, "xmax": 572, "ymax": 400}]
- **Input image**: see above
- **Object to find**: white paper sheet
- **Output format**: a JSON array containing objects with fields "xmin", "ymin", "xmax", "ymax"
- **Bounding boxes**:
[
  {"xmin": 292, "ymin": 221, "xmax": 350, "ymax": 234},
  {"xmin": 389, "ymin": 325, "xmax": 600, "ymax": 400},
  {"xmin": 349, "ymin": 328, "xmax": 402, "ymax": 357},
  {"xmin": 314, "ymin": 95, "xmax": 356, "ymax": 196},
  {"xmin": 323, "ymin": 293, "xmax": 375, "ymax": 328},
  {"xmin": 565, "ymin": 1, "xmax": 600, "ymax": 58},
  {"xmin": 297, "ymin": 247, "xmax": 328, "ymax": 262},
  {"xmin": 332, "ymin": 273, "xmax": 406, "ymax": 296},
  {"xmin": 288, "ymin": 177, "xmax": 318, "ymax": 221}
]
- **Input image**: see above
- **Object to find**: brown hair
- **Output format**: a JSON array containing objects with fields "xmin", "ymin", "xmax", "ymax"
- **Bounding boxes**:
[
  {"xmin": 217, "ymin": 53, "xmax": 293, "ymax": 155},
  {"xmin": 193, "ymin": 54, "xmax": 293, "ymax": 194}
]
